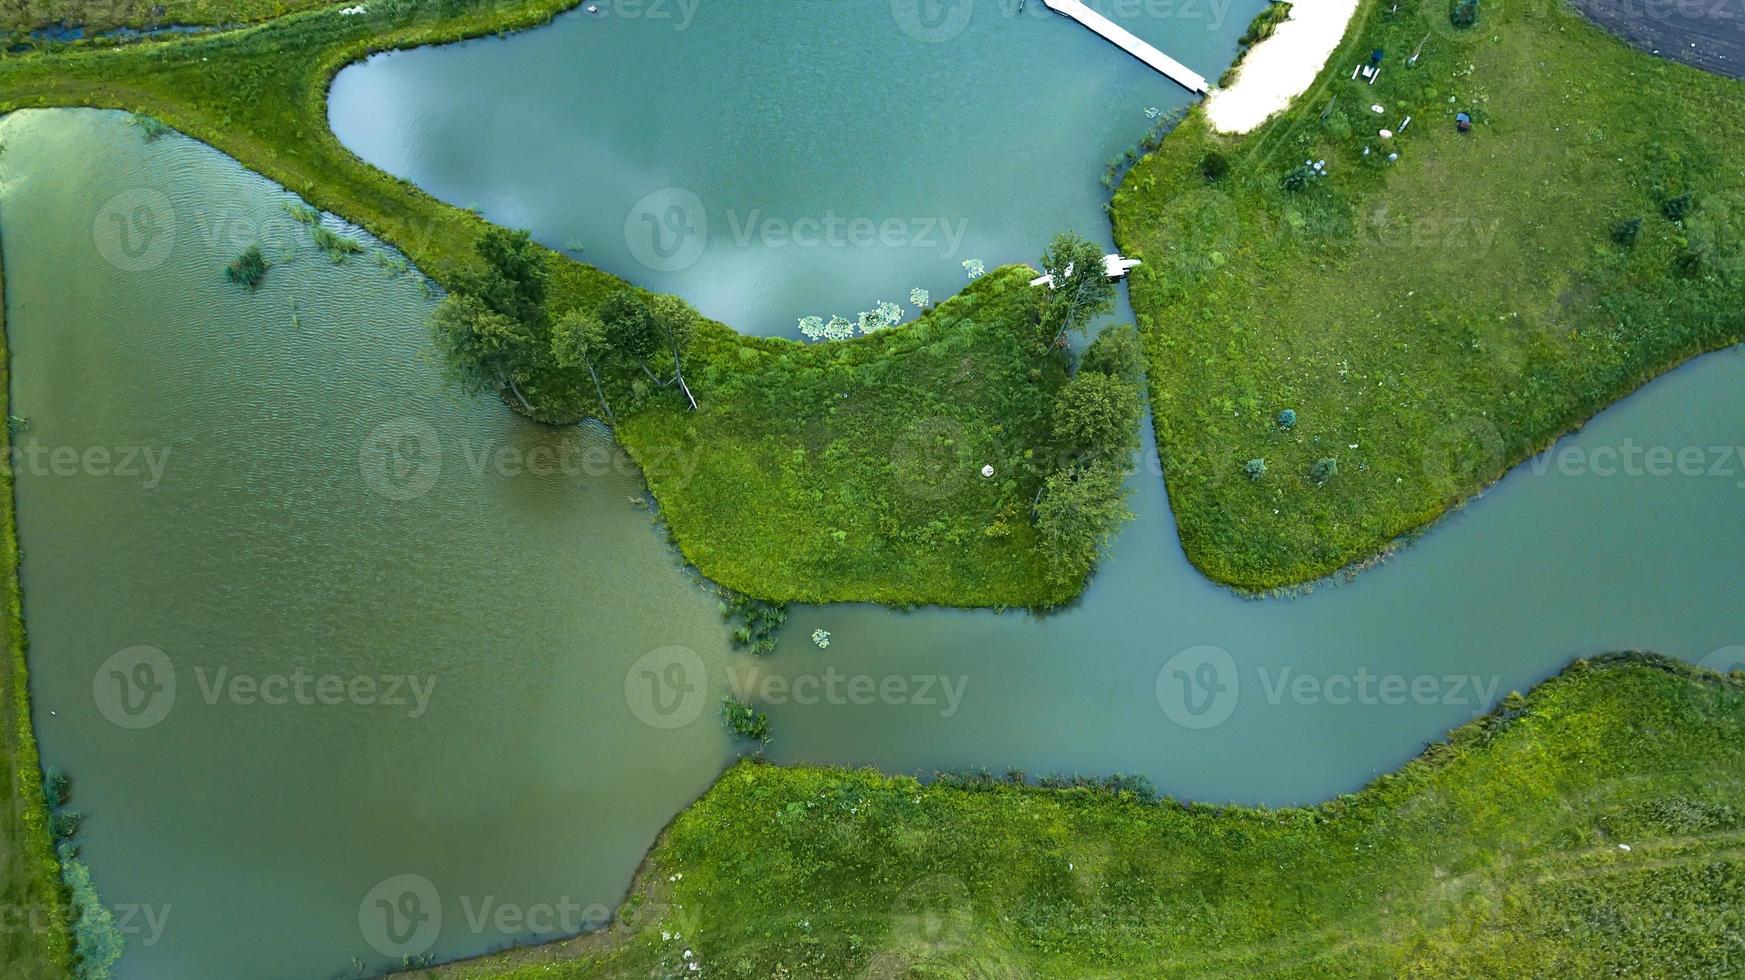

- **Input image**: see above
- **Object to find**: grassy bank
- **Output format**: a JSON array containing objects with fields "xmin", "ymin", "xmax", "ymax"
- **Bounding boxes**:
[
  {"xmin": 1113, "ymin": 0, "xmax": 1745, "ymax": 589},
  {"xmin": 413, "ymin": 654, "xmax": 1745, "ymax": 978},
  {"xmin": 0, "ymin": 238, "xmax": 74, "ymax": 978},
  {"xmin": 1, "ymin": 0, "xmax": 331, "ymax": 35},
  {"xmin": 0, "ymin": 1, "xmax": 1100, "ymax": 607}
]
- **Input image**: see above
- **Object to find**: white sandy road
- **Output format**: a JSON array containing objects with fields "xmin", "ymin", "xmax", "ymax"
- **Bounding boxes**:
[{"xmin": 1205, "ymin": 0, "xmax": 1364, "ymax": 134}]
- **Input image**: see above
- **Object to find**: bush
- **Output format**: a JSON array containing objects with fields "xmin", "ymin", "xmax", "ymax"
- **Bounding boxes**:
[
  {"xmin": 1245, "ymin": 458, "xmax": 1267, "ymax": 481},
  {"xmin": 1311, "ymin": 457, "xmax": 1338, "ymax": 484},
  {"xmin": 1281, "ymin": 163, "xmax": 1315, "ymax": 193},
  {"xmin": 1081, "ymin": 324, "xmax": 1144, "ymax": 385},
  {"xmin": 1661, "ymin": 193, "xmax": 1694, "ymax": 222},
  {"xmin": 311, "ymin": 225, "xmax": 363, "ymax": 262},
  {"xmin": 1277, "ymin": 408, "xmax": 1297, "ymax": 429},
  {"xmin": 50, "ymin": 808, "xmax": 83, "ymax": 840},
  {"xmin": 1199, "ymin": 152, "xmax": 1230, "ymax": 183},
  {"xmin": 721, "ymin": 696, "xmax": 771, "ymax": 744},
  {"xmin": 224, "ymin": 245, "xmax": 269, "ymax": 290},
  {"xmin": 42, "ymin": 766, "xmax": 69, "ymax": 807},
  {"xmin": 1450, "ymin": 0, "xmax": 1478, "ymax": 29},
  {"xmin": 1611, "ymin": 216, "xmax": 1644, "ymax": 247}
]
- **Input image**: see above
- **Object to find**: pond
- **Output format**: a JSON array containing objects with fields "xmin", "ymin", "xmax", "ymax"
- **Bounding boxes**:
[
  {"xmin": 6, "ymin": 66, "xmax": 1745, "ymax": 980},
  {"xmin": 327, "ymin": 0, "xmax": 1260, "ymax": 333}
]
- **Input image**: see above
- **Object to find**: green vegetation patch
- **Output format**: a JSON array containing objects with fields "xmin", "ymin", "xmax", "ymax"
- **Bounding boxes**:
[
  {"xmin": 418, "ymin": 655, "xmax": 1745, "ymax": 978},
  {"xmin": 1115, "ymin": 0, "xmax": 1745, "ymax": 589},
  {"xmin": 0, "ymin": 246, "xmax": 75, "ymax": 979}
]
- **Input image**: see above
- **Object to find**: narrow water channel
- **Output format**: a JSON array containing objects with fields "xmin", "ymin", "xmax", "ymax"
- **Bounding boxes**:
[{"xmin": 4, "ymin": 99, "xmax": 1743, "ymax": 980}]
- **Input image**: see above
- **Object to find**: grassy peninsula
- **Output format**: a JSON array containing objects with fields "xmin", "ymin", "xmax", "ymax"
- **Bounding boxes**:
[
  {"xmin": 1114, "ymin": 0, "xmax": 1745, "ymax": 589},
  {"xmin": 413, "ymin": 655, "xmax": 1745, "ymax": 978}
]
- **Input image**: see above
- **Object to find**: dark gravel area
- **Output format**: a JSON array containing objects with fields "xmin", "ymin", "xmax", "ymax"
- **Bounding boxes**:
[{"xmin": 1571, "ymin": 0, "xmax": 1745, "ymax": 78}]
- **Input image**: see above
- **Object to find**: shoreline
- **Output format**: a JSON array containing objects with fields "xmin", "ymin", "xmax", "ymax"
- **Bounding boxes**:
[{"xmin": 1205, "ymin": 0, "xmax": 1363, "ymax": 134}]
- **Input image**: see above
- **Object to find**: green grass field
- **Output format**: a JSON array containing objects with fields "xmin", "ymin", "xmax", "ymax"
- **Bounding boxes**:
[
  {"xmin": 1, "ymin": 0, "xmax": 332, "ymax": 34},
  {"xmin": 0, "ymin": 247, "xmax": 75, "ymax": 980},
  {"xmin": 419, "ymin": 655, "xmax": 1745, "ymax": 978},
  {"xmin": 1114, "ymin": 0, "xmax": 1745, "ymax": 590}
]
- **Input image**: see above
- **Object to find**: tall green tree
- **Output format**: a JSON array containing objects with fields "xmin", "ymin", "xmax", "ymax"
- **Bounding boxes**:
[
  {"xmin": 427, "ymin": 228, "xmax": 553, "ymax": 413},
  {"xmin": 1039, "ymin": 232, "xmax": 1115, "ymax": 351},
  {"xmin": 1052, "ymin": 371, "xmax": 1142, "ymax": 462},
  {"xmin": 600, "ymin": 289, "xmax": 662, "ymax": 383},
  {"xmin": 649, "ymin": 294, "xmax": 700, "ymax": 411},
  {"xmin": 551, "ymin": 309, "xmax": 616, "ymax": 424},
  {"xmin": 429, "ymin": 293, "xmax": 541, "ymax": 411},
  {"xmin": 1034, "ymin": 461, "xmax": 1132, "ymax": 586}
]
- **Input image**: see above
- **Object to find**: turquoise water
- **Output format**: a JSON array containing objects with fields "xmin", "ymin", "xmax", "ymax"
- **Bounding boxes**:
[
  {"xmin": 6, "ymin": 32, "xmax": 1745, "ymax": 980},
  {"xmin": 328, "ymin": 0, "xmax": 1261, "ymax": 333}
]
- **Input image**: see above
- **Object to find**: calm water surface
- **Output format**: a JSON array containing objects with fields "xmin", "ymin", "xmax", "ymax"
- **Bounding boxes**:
[
  {"xmin": 5, "ymin": 98, "xmax": 1744, "ymax": 978},
  {"xmin": 328, "ymin": 0, "xmax": 1262, "ymax": 333}
]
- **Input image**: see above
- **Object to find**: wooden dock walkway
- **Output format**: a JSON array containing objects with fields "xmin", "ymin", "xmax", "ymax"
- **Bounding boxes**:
[{"xmin": 1042, "ymin": 0, "xmax": 1210, "ymax": 94}]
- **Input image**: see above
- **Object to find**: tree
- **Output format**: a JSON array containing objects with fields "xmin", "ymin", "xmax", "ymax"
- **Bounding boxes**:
[
  {"xmin": 1079, "ymin": 324, "xmax": 1143, "ymax": 384},
  {"xmin": 1035, "ymin": 461, "xmax": 1132, "ymax": 585},
  {"xmin": 429, "ymin": 293, "xmax": 541, "ymax": 411},
  {"xmin": 551, "ymin": 309, "xmax": 616, "ymax": 424},
  {"xmin": 1052, "ymin": 371, "xmax": 1142, "ymax": 461},
  {"xmin": 457, "ymin": 227, "xmax": 549, "ymax": 328},
  {"xmin": 427, "ymin": 227, "xmax": 554, "ymax": 413},
  {"xmin": 600, "ymin": 290, "xmax": 661, "ymax": 381},
  {"xmin": 649, "ymin": 294, "xmax": 700, "ymax": 411},
  {"xmin": 1039, "ymin": 232, "xmax": 1115, "ymax": 351}
]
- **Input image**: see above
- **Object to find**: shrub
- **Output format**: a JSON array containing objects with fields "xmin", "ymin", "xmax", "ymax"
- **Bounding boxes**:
[
  {"xmin": 1311, "ymin": 457, "xmax": 1338, "ymax": 484},
  {"xmin": 50, "ymin": 808, "xmax": 83, "ymax": 840},
  {"xmin": 1276, "ymin": 408, "xmax": 1297, "ymax": 429},
  {"xmin": 1199, "ymin": 152, "xmax": 1231, "ymax": 183},
  {"xmin": 311, "ymin": 225, "xmax": 363, "ymax": 262},
  {"xmin": 1450, "ymin": 0, "xmax": 1478, "ymax": 29},
  {"xmin": 1245, "ymin": 458, "xmax": 1267, "ymax": 481},
  {"xmin": 224, "ymin": 245, "xmax": 269, "ymax": 290},
  {"xmin": 1611, "ymin": 217, "xmax": 1644, "ymax": 247},
  {"xmin": 1081, "ymin": 324, "xmax": 1144, "ymax": 385},
  {"xmin": 1661, "ymin": 193, "xmax": 1694, "ymax": 222},
  {"xmin": 721, "ymin": 696, "xmax": 771, "ymax": 744},
  {"xmin": 1281, "ymin": 163, "xmax": 1315, "ymax": 193},
  {"xmin": 43, "ymin": 766, "xmax": 70, "ymax": 807}
]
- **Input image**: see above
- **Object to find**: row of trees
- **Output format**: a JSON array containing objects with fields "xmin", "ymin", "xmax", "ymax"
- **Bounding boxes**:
[
  {"xmin": 1035, "ymin": 325, "xmax": 1146, "ymax": 587},
  {"xmin": 428, "ymin": 228, "xmax": 701, "ymax": 423}
]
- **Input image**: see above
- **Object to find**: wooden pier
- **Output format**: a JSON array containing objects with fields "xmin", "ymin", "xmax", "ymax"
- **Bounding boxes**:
[{"xmin": 1042, "ymin": 0, "xmax": 1210, "ymax": 95}]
